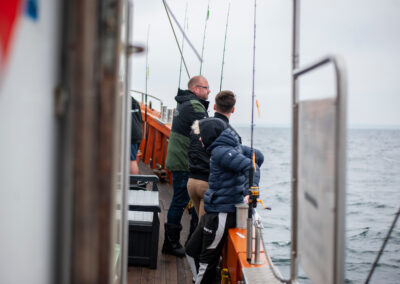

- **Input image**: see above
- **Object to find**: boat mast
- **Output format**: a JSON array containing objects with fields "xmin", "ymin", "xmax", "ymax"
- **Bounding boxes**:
[{"xmin": 219, "ymin": 2, "xmax": 231, "ymax": 92}]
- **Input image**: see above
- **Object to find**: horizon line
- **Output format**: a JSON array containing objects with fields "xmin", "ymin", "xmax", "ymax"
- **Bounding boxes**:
[{"xmin": 231, "ymin": 123, "xmax": 400, "ymax": 130}]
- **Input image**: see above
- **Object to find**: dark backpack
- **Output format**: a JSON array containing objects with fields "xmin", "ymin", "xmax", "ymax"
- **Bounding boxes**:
[{"xmin": 131, "ymin": 98, "xmax": 143, "ymax": 144}]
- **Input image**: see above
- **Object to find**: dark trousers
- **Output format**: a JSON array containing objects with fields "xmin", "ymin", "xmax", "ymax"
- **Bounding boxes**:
[
  {"xmin": 185, "ymin": 212, "xmax": 236, "ymax": 284},
  {"xmin": 167, "ymin": 171, "xmax": 198, "ymax": 226}
]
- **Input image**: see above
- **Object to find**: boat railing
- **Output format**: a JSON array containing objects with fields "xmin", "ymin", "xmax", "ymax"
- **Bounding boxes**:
[
  {"xmin": 131, "ymin": 90, "xmax": 174, "ymax": 183},
  {"xmin": 131, "ymin": 89, "xmax": 175, "ymax": 124},
  {"xmin": 131, "ymin": 89, "xmax": 163, "ymax": 107}
]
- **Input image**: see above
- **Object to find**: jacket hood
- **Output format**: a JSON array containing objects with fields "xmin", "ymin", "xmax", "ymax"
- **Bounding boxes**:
[
  {"xmin": 197, "ymin": 118, "xmax": 227, "ymax": 150},
  {"xmin": 175, "ymin": 88, "xmax": 210, "ymax": 109},
  {"xmin": 207, "ymin": 128, "xmax": 239, "ymax": 153}
]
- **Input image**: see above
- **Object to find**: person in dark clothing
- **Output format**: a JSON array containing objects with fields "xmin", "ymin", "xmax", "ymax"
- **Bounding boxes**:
[
  {"xmin": 185, "ymin": 118, "xmax": 264, "ymax": 284},
  {"xmin": 187, "ymin": 90, "xmax": 241, "ymax": 221},
  {"xmin": 162, "ymin": 75, "xmax": 210, "ymax": 257},
  {"xmin": 130, "ymin": 97, "xmax": 143, "ymax": 174}
]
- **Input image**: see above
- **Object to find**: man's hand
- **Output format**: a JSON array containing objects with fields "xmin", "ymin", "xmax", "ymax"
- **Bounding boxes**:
[{"xmin": 244, "ymin": 195, "xmax": 250, "ymax": 204}]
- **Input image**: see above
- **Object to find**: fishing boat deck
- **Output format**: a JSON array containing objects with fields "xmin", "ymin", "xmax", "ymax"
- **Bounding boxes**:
[{"xmin": 127, "ymin": 161, "xmax": 194, "ymax": 284}]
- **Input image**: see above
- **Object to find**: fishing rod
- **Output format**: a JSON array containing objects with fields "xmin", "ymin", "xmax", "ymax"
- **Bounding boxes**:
[
  {"xmin": 178, "ymin": 2, "xmax": 189, "ymax": 89},
  {"xmin": 162, "ymin": 0, "xmax": 190, "ymax": 78},
  {"xmin": 199, "ymin": 0, "xmax": 210, "ymax": 75},
  {"xmin": 142, "ymin": 26, "xmax": 150, "ymax": 161},
  {"xmin": 162, "ymin": 0, "xmax": 204, "ymax": 78},
  {"xmin": 219, "ymin": 2, "xmax": 231, "ymax": 92},
  {"xmin": 365, "ymin": 207, "xmax": 400, "ymax": 284},
  {"xmin": 247, "ymin": 0, "xmax": 259, "ymax": 264}
]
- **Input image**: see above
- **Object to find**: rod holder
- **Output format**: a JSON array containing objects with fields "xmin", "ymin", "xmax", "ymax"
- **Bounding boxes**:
[
  {"xmin": 246, "ymin": 217, "xmax": 253, "ymax": 262},
  {"xmin": 254, "ymin": 226, "xmax": 264, "ymax": 264}
]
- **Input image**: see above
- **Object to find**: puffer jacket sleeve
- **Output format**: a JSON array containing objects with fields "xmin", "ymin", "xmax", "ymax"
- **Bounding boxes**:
[
  {"xmin": 213, "ymin": 146, "xmax": 252, "ymax": 174},
  {"xmin": 241, "ymin": 146, "xmax": 264, "ymax": 196},
  {"xmin": 241, "ymin": 145, "xmax": 264, "ymax": 167},
  {"xmin": 243, "ymin": 164, "xmax": 261, "ymax": 196}
]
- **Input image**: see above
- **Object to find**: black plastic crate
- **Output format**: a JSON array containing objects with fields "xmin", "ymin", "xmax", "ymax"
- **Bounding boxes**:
[
  {"xmin": 128, "ymin": 213, "xmax": 159, "ymax": 269},
  {"xmin": 127, "ymin": 175, "xmax": 160, "ymax": 269}
]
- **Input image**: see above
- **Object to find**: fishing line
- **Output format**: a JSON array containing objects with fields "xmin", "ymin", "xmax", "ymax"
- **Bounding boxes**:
[
  {"xmin": 199, "ymin": 0, "xmax": 210, "ymax": 75},
  {"xmin": 162, "ymin": 0, "xmax": 203, "ymax": 64},
  {"xmin": 219, "ymin": 2, "xmax": 231, "ymax": 92}
]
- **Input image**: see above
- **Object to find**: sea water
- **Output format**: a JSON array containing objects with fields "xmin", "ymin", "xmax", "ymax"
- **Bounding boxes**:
[{"xmin": 234, "ymin": 126, "xmax": 400, "ymax": 284}]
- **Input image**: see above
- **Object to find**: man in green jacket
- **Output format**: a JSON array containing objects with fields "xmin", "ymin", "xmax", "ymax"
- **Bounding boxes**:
[{"xmin": 162, "ymin": 75, "xmax": 210, "ymax": 257}]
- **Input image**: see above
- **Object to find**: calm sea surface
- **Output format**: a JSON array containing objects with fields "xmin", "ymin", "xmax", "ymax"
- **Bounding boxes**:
[{"xmin": 234, "ymin": 126, "xmax": 400, "ymax": 284}]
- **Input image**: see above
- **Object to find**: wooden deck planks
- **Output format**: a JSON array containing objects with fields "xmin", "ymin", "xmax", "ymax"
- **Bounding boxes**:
[
  {"xmin": 127, "ymin": 266, "xmax": 141, "ymax": 284},
  {"xmin": 127, "ymin": 162, "xmax": 194, "ymax": 284}
]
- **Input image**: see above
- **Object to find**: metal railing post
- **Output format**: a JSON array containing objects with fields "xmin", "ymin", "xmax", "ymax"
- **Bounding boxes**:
[{"xmin": 291, "ymin": 0, "xmax": 300, "ymax": 281}]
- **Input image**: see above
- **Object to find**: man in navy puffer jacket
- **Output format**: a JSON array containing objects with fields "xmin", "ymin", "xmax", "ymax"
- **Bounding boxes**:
[{"xmin": 185, "ymin": 118, "xmax": 264, "ymax": 284}]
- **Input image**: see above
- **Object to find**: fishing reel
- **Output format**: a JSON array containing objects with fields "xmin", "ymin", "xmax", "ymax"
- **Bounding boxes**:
[
  {"xmin": 247, "ymin": 158, "xmax": 260, "ymax": 209},
  {"xmin": 249, "ymin": 186, "xmax": 259, "ymax": 208},
  {"xmin": 248, "ymin": 158, "xmax": 271, "ymax": 211},
  {"xmin": 249, "ymin": 186, "xmax": 271, "ymax": 210}
]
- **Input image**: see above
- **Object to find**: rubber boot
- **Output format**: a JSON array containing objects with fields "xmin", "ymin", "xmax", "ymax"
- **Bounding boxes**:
[{"xmin": 162, "ymin": 223, "xmax": 185, "ymax": 257}]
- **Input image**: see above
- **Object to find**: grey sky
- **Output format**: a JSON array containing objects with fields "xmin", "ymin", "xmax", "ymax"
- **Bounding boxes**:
[{"xmin": 130, "ymin": 0, "xmax": 400, "ymax": 127}]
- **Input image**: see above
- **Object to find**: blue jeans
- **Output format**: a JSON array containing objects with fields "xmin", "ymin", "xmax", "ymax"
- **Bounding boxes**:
[
  {"xmin": 130, "ymin": 143, "xmax": 140, "ymax": 160},
  {"xmin": 167, "ymin": 171, "xmax": 198, "ymax": 226}
]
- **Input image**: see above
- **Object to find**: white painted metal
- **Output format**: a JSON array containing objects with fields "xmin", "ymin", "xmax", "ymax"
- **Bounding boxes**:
[
  {"xmin": 293, "ymin": 56, "xmax": 347, "ymax": 284},
  {"xmin": 298, "ymin": 98, "xmax": 336, "ymax": 283},
  {"xmin": 0, "ymin": 1, "xmax": 61, "ymax": 283}
]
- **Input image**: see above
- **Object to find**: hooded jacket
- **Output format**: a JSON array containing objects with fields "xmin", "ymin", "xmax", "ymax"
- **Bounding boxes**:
[
  {"xmin": 202, "ymin": 128, "xmax": 264, "ymax": 213},
  {"xmin": 188, "ymin": 113, "xmax": 241, "ymax": 181},
  {"xmin": 165, "ymin": 89, "xmax": 209, "ymax": 171}
]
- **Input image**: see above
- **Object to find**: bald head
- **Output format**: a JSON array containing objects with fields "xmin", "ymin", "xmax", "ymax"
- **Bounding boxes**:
[
  {"xmin": 188, "ymin": 75, "xmax": 210, "ymax": 100},
  {"xmin": 188, "ymin": 76, "xmax": 206, "ymax": 89}
]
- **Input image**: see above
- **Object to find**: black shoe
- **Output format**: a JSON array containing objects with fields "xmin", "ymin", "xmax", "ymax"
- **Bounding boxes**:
[
  {"xmin": 162, "ymin": 240, "xmax": 185, "ymax": 257},
  {"xmin": 162, "ymin": 223, "xmax": 185, "ymax": 257}
]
